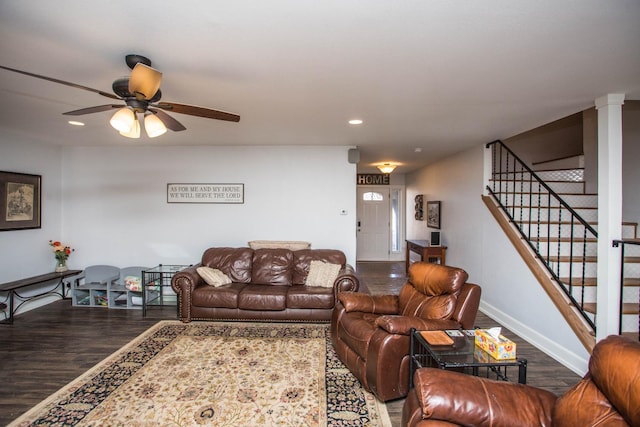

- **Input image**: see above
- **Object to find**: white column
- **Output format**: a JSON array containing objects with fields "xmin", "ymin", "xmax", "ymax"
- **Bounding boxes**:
[{"xmin": 595, "ymin": 93, "xmax": 625, "ymax": 341}]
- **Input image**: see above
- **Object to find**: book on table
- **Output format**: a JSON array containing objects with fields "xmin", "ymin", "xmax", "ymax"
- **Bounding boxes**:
[{"xmin": 419, "ymin": 330, "xmax": 454, "ymax": 346}]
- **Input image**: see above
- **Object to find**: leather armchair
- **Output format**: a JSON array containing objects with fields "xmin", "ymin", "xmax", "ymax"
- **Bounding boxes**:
[
  {"xmin": 402, "ymin": 334, "xmax": 640, "ymax": 427},
  {"xmin": 331, "ymin": 262, "xmax": 481, "ymax": 402}
]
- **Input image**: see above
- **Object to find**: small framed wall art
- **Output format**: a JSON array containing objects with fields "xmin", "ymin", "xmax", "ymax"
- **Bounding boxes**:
[
  {"xmin": 426, "ymin": 200, "xmax": 441, "ymax": 229},
  {"xmin": 0, "ymin": 171, "xmax": 41, "ymax": 231}
]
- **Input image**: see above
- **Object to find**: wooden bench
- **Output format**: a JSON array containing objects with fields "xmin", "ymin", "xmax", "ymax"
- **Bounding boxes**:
[{"xmin": 0, "ymin": 270, "xmax": 82, "ymax": 324}]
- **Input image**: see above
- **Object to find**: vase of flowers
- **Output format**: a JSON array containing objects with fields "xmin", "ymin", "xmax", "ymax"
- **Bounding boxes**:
[{"xmin": 49, "ymin": 240, "xmax": 73, "ymax": 272}]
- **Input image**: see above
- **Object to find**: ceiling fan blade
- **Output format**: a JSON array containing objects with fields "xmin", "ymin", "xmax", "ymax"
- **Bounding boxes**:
[
  {"xmin": 63, "ymin": 104, "xmax": 121, "ymax": 116},
  {"xmin": 156, "ymin": 102, "xmax": 240, "ymax": 122},
  {"xmin": 0, "ymin": 65, "xmax": 121, "ymax": 100},
  {"xmin": 128, "ymin": 63, "xmax": 162, "ymax": 101},
  {"xmin": 148, "ymin": 108, "xmax": 186, "ymax": 132}
]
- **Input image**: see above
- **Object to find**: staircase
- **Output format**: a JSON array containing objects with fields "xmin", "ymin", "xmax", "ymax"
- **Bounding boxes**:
[{"xmin": 484, "ymin": 140, "xmax": 640, "ymax": 351}]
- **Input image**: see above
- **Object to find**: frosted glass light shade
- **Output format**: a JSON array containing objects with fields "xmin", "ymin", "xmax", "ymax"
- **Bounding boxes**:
[
  {"xmin": 110, "ymin": 107, "xmax": 135, "ymax": 133},
  {"xmin": 144, "ymin": 113, "xmax": 167, "ymax": 138},
  {"xmin": 377, "ymin": 163, "xmax": 396, "ymax": 174},
  {"xmin": 119, "ymin": 116, "xmax": 140, "ymax": 138}
]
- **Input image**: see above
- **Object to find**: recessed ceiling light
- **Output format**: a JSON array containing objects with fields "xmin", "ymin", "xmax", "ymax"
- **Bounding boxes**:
[
  {"xmin": 414, "ymin": 148, "xmax": 422, "ymax": 153},
  {"xmin": 348, "ymin": 119, "xmax": 363, "ymax": 125},
  {"xmin": 68, "ymin": 121, "xmax": 85, "ymax": 126}
]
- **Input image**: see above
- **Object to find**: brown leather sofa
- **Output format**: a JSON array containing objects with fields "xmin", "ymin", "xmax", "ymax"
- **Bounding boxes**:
[
  {"xmin": 331, "ymin": 262, "xmax": 481, "ymax": 402},
  {"xmin": 402, "ymin": 334, "xmax": 640, "ymax": 427},
  {"xmin": 171, "ymin": 247, "xmax": 360, "ymax": 322}
]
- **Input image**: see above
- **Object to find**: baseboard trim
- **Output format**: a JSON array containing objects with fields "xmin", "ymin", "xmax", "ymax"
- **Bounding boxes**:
[{"xmin": 479, "ymin": 301, "xmax": 588, "ymax": 376}]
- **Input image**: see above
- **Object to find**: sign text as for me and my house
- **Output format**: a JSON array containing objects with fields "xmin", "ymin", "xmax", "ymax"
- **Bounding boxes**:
[{"xmin": 167, "ymin": 183, "xmax": 244, "ymax": 204}]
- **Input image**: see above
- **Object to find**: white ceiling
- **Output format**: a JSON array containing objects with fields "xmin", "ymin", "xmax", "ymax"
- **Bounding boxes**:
[{"xmin": 1, "ymin": 1, "xmax": 639, "ymax": 174}]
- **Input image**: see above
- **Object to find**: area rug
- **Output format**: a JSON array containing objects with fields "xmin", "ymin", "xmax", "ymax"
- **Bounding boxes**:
[{"xmin": 10, "ymin": 321, "xmax": 391, "ymax": 427}]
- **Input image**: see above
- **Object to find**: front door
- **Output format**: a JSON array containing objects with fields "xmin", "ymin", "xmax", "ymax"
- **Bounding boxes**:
[{"xmin": 357, "ymin": 186, "xmax": 390, "ymax": 261}]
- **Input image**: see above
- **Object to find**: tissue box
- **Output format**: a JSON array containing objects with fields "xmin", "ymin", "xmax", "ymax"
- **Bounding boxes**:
[{"xmin": 474, "ymin": 329, "xmax": 517, "ymax": 360}]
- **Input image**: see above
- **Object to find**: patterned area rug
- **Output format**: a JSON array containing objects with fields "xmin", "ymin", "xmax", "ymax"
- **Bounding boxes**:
[{"xmin": 10, "ymin": 321, "xmax": 391, "ymax": 427}]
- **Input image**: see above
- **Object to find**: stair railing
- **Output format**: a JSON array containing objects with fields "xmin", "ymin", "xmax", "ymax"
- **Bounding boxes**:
[
  {"xmin": 612, "ymin": 239, "xmax": 640, "ymax": 340},
  {"xmin": 486, "ymin": 140, "xmax": 597, "ymax": 332}
]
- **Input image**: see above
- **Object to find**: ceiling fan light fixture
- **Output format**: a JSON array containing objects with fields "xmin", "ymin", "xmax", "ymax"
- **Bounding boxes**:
[
  {"xmin": 144, "ymin": 113, "xmax": 167, "ymax": 138},
  {"xmin": 119, "ymin": 115, "xmax": 140, "ymax": 139},
  {"xmin": 377, "ymin": 163, "xmax": 396, "ymax": 174},
  {"xmin": 129, "ymin": 63, "xmax": 162, "ymax": 100},
  {"xmin": 110, "ymin": 107, "xmax": 136, "ymax": 133}
]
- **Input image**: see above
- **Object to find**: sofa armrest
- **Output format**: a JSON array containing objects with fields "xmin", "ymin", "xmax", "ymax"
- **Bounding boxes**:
[
  {"xmin": 170, "ymin": 264, "xmax": 204, "ymax": 295},
  {"xmin": 375, "ymin": 316, "xmax": 461, "ymax": 335},
  {"xmin": 333, "ymin": 264, "xmax": 360, "ymax": 293},
  {"xmin": 337, "ymin": 292, "xmax": 399, "ymax": 314},
  {"xmin": 412, "ymin": 368, "xmax": 557, "ymax": 427}
]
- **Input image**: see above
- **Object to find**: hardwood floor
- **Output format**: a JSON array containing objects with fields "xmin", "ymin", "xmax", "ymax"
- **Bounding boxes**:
[{"xmin": 0, "ymin": 262, "xmax": 582, "ymax": 426}]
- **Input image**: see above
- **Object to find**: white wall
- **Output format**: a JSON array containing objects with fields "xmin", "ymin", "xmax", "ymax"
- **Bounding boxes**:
[
  {"xmin": 406, "ymin": 145, "xmax": 590, "ymax": 374},
  {"xmin": 62, "ymin": 145, "xmax": 357, "ymax": 268},
  {"xmin": 0, "ymin": 141, "xmax": 357, "ymax": 315},
  {"xmin": 0, "ymin": 135, "xmax": 64, "ymax": 280}
]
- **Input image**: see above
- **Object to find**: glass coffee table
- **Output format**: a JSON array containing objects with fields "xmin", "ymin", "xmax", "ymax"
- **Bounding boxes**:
[{"xmin": 409, "ymin": 328, "xmax": 527, "ymax": 388}]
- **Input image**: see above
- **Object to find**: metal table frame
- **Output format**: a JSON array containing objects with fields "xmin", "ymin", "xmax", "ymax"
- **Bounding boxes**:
[{"xmin": 409, "ymin": 328, "xmax": 527, "ymax": 387}]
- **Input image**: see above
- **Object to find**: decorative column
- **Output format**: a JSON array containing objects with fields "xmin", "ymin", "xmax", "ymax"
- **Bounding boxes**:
[{"xmin": 595, "ymin": 93, "xmax": 625, "ymax": 341}]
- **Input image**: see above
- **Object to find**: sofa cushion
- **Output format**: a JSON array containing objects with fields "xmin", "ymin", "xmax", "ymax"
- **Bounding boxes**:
[
  {"xmin": 287, "ymin": 286, "xmax": 335, "ymax": 309},
  {"xmin": 251, "ymin": 248, "xmax": 293, "ymax": 285},
  {"xmin": 408, "ymin": 262, "xmax": 468, "ymax": 296},
  {"xmin": 305, "ymin": 260, "xmax": 341, "ymax": 287},
  {"xmin": 292, "ymin": 249, "xmax": 347, "ymax": 285},
  {"xmin": 196, "ymin": 267, "xmax": 232, "ymax": 287},
  {"xmin": 202, "ymin": 247, "xmax": 253, "ymax": 283},
  {"xmin": 191, "ymin": 284, "xmax": 245, "ymax": 308},
  {"xmin": 238, "ymin": 284, "xmax": 288, "ymax": 310}
]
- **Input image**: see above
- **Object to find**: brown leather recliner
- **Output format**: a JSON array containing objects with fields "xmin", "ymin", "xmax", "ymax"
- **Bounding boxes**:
[
  {"xmin": 331, "ymin": 262, "xmax": 481, "ymax": 402},
  {"xmin": 402, "ymin": 334, "xmax": 640, "ymax": 427}
]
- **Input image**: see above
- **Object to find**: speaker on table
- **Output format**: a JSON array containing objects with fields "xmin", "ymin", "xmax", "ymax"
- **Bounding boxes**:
[{"xmin": 430, "ymin": 231, "xmax": 441, "ymax": 246}]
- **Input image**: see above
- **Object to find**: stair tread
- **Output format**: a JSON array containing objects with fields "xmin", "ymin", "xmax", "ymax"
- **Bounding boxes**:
[
  {"xmin": 490, "ymin": 178, "xmax": 585, "ymax": 183},
  {"xmin": 505, "ymin": 205, "xmax": 597, "ymax": 210},
  {"xmin": 495, "ymin": 191, "xmax": 596, "ymax": 196},
  {"xmin": 583, "ymin": 302, "xmax": 639, "ymax": 315},
  {"xmin": 513, "ymin": 220, "xmax": 637, "ymax": 226},
  {"xmin": 549, "ymin": 256, "xmax": 640, "ymax": 263},
  {"xmin": 559, "ymin": 277, "xmax": 640, "ymax": 286},
  {"xmin": 532, "ymin": 237, "xmax": 598, "ymax": 243}
]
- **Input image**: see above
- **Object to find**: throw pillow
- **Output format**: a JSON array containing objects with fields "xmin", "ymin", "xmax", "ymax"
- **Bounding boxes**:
[
  {"xmin": 305, "ymin": 260, "xmax": 341, "ymax": 288},
  {"xmin": 197, "ymin": 267, "xmax": 232, "ymax": 287},
  {"xmin": 124, "ymin": 276, "xmax": 142, "ymax": 292}
]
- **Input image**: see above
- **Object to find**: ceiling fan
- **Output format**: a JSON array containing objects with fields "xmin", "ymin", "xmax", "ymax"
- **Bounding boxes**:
[{"xmin": 0, "ymin": 54, "xmax": 240, "ymax": 138}]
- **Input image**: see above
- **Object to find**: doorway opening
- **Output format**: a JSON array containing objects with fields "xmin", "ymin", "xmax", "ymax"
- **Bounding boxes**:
[{"xmin": 356, "ymin": 185, "xmax": 405, "ymax": 261}]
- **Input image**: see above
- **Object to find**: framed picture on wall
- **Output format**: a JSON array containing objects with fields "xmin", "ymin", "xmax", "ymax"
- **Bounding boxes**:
[
  {"xmin": 426, "ymin": 200, "xmax": 441, "ymax": 229},
  {"xmin": 0, "ymin": 171, "xmax": 41, "ymax": 231}
]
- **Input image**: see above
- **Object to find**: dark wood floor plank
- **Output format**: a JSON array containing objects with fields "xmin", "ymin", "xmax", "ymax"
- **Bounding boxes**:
[{"xmin": 0, "ymin": 261, "xmax": 582, "ymax": 426}]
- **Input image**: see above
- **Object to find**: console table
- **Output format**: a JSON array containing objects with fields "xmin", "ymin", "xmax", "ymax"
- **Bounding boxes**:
[
  {"xmin": 406, "ymin": 239, "xmax": 447, "ymax": 273},
  {"xmin": 0, "ymin": 270, "xmax": 83, "ymax": 324}
]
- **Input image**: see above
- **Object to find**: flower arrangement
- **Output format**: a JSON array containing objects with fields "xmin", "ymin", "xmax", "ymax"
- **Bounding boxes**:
[{"xmin": 49, "ymin": 240, "xmax": 74, "ymax": 263}]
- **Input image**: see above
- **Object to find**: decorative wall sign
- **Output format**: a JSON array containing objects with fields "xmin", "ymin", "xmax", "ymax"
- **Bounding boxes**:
[
  {"xmin": 427, "ymin": 200, "xmax": 441, "ymax": 229},
  {"xmin": 414, "ymin": 194, "xmax": 424, "ymax": 220},
  {"xmin": 0, "ymin": 171, "xmax": 41, "ymax": 231},
  {"xmin": 167, "ymin": 183, "xmax": 244, "ymax": 204},
  {"xmin": 356, "ymin": 174, "xmax": 390, "ymax": 185}
]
